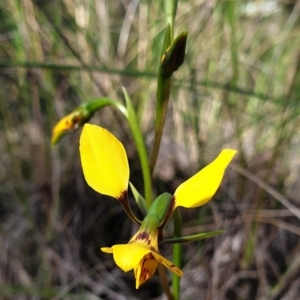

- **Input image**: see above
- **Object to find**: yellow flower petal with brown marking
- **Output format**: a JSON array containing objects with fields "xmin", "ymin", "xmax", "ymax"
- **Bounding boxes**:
[
  {"xmin": 51, "ymin": 110, "xmax": 85, "ymax": 145},
  {"xmin": 151, "ymin": 251, "xmax": 183, "ymax": 277},
  {"xmin": 101, "ymin": 228, "xmax": 183, "ymax": 289},
  {"xmin": 134, "ymin": 253, "xmax": 158, "ymax": 289}
]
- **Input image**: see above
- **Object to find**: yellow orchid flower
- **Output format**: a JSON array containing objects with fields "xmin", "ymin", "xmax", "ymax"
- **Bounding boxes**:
[
  {"xmin": 101, "ymin": 226, "xmax": 183, "ymax": 289},
  {"xmin": 51, "ymin": 108, "xmax": 89, "ymax": 145},
  {"xmin": 79, "ymin": 123, "xmax": 237, "ymax": 287}
]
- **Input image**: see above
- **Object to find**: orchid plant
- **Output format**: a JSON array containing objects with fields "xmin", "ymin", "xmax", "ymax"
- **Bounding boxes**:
[
  {"xmin": 79, "ymin": 124, "xmax": 236, "ymax": 289},
  {"xmin": 52, "ymin": 84, "xmax": 237, "ymax": 297},
  {"xmin": 51, "ymin": 1, "xmax": 237, "ymax": 298}
]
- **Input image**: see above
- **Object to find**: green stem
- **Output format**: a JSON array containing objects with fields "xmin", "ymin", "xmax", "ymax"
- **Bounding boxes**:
[
  {"xmin": 151, "ymin": 3, "xmax": 180, "ymax": 297},
  {"xmin": 83, "ymin": 97, "xmax": 127, "ymax": 116},
  {"xmin": 128, "ymin": 119, "xmax": 153, "ymax": 209},
  {"xmin": 150, "ymin": 76, "xmax": 171, "ymax": 174},
  {"xmin": 172, "ymin": 208, "xmax": 182, "ymax": 300},
  {"xmin": 158, "ymin": 265, "xmax": 174, "ymax": 300},
  {"xmin": 164, "ymin": 0, "xmax": 177, "ymax": 40},
  {"xmin": 122, "ymin": 88, "xmax": 153, "ymax": 209},
  {"xmin": 149, "ymin": 33, "xmax": 187, "ymax": 175}
]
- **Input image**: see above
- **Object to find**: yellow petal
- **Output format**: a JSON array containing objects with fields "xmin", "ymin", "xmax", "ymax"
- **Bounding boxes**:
[
  {"xmin": 151, "ymin": 251, "xmax": 183, "ymax": 277},
  {"xmin": 101, "ymin": 247, "xmax": 113, "ymax": 253},
  {"xmin": 134, "ymin": 253, "xmax": 158, "ymax": 289},
  {"xmin": 129, "ymin": 228, "xmax": 159, "ymax": 250},
  {"xmin": 174, "ymin": 149, "xmax": 237, "ymax": 208},
  {"xmin": 51, "ymin": 110, "xmax": 84, "ymax": 145},
  {"xmin": 79, "ymin": 124, "xmax": 129, "ymax": 199},
  {"xmin": 110, "ymin": 243, "xmax": 150, "ymax": 272}
]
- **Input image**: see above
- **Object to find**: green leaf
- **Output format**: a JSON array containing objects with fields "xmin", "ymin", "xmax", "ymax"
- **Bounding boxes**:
[
  {"xmin": 163, "ymin": 0, "xmax": 178, "ymax": 39},
  {"xmin": 163, "ymin": 230, "xmax": 226, "ymax": 244},
  {"xmin": 129, "ymin": 182, "xmax": 147, "ymax": 216},
  {"xmin": 122, "ymin": 87, "xmax": 153, "ymax": 208}
]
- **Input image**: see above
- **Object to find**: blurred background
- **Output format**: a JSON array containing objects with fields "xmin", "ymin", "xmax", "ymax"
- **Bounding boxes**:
[{"xmin": 1, "ymin": 0, "xmax": 300, "ymax": 299}]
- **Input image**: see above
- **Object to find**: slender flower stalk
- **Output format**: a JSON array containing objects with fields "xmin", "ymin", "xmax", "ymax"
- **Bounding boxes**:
[{"xmin": 172, "ymin": 209, "xmax": 182, "ymax": 299}]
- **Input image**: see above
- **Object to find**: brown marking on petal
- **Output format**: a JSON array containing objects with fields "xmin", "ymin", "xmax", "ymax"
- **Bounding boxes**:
[
  {"xmin": 141, "ymin": 264, "xmax": 152, "ymax": 281},
  {"xmin": 117, "ymin": 190, "xmax": 142, "ymax": 225},
  {"xmin": 150, "ymin": 246, "xmax": 159, "ymax": 253},
  {"xmin": 142, "ymin": 268, "xmax": 147, "ymax": 280},
  {"xmin": 135, "ymin": 231, "xmax": 151, "ymax": 245},
  {"xmin": 72, "ymin": 114, "xmax": 83, "ymax": 129},
  {"xmin": 117, "ymin": 190, "xmax": 128, "ymax": 203},
  {"xmin": 68, "ymin": 111, "xmax": 84, "ymax": 130},
  {"xmin": 170, "ymin": 265, "xmax": 183, "ymax": 276},
  {"xmin": 136, "ymin": 231, "xmax": 149, "ymax": 240}
]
